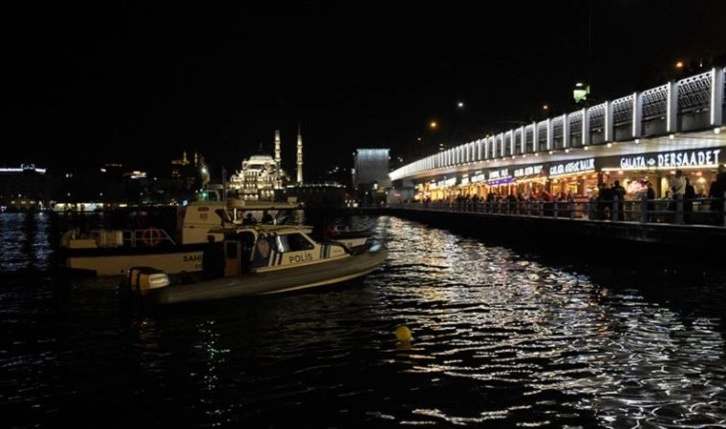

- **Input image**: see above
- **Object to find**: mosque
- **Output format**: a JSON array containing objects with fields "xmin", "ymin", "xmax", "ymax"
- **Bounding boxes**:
[{"xmin": 227, "ymin": 127, "xmax": 303, "ymax": 201}]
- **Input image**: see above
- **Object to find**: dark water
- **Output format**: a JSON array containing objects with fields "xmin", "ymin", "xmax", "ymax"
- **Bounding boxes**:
[{"xmin": 2, "ymin": 212, "xmax": 726, "ymax": 428}]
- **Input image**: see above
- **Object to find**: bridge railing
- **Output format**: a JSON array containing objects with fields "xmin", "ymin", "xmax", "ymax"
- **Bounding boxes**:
[{"xmin": 391, "ymin": 193, "xmax": 726, "ymax": 227}]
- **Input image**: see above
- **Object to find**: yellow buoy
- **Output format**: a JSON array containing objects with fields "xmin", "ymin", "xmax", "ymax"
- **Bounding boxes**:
[{"xmin": 395, "ymin": 325, "xmax": 412, "ymax": 342}]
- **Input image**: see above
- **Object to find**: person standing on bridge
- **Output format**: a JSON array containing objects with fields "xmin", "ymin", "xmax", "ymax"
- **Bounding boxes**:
[
  {"xmin": 684, "ymin": 177, "xmax": 696, "ymax": 223},
  {"xmin": 611, "ymin": 180, "xmax": 626, "ymax": 221},
  {"xmin": 668, "ymin": 170, "xmax": 687, "ymax": 214},
  {"xmin": 646, "ymin": 181, "xmax": 656, "ymax": 222},
  {"xmin": 708, "ymin": 164, "xmax": 726, "ymax": 225}
]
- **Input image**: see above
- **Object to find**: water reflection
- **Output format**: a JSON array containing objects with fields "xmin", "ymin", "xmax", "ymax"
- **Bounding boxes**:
[
  {"xmin": 0, "ymin": 212, "xmax": 725, "ymax": 428},
  {"xmin": 1, "ymin": 212, "xmax": 53, "ymax": 274}
]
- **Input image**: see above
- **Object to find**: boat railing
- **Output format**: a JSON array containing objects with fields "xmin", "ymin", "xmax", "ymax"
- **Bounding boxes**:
[
  {"xmin": 128, "ymin": 228, "xmax": 177, "ymax": 247},
  {"xmin": 62, "ymin": 226, "xmax": 178, "ymax": 249}
]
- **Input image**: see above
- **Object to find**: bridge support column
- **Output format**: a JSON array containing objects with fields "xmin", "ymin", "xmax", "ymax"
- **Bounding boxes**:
[
  {"xmin": 667, "ymin": 81, "xmax": 679, "ymax": 133},
  {"xmin": 546, "ymin": 118, "xmax": 553, "ymax": 151},
  {"xmin": 581, "ymin": 108, "xmax": 590, "ymax": 146},
  {"xmin": 563, "ymin": 114, "xmax": 570, "ymax": 148},
  {"xmin": 604, "ymin": 101, "xmax": 613, "ymax": 142},
  {"xmin": 632, "ymin": 91, "xmax": 643, "ymax": 138},
  {"xmin": 711, "ymin": 67, "xmax": 724, "ymax": 127},
  {"xmin": 519, "ymin": 126, "xmax": 525, "ymax": 155}
]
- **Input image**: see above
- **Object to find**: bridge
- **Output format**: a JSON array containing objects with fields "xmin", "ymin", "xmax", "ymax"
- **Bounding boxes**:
[{"xmin": 388, "ymin": 68, "xmax": 726, "ymax": 204}]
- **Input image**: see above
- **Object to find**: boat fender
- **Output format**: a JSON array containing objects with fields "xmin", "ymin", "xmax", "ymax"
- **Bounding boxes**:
[{"xmin": 141, "ymin": 228, "xmax": 162, "ymax": 246}]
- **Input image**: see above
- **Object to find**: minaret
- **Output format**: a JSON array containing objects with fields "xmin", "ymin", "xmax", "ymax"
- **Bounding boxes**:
[
  {"xmin": 296, "ymin": 122, "xmax": 303, "ymax": 184},
  {"xmin": 274, "ymin": 129, "xmax": 281, "ymax": 183}
]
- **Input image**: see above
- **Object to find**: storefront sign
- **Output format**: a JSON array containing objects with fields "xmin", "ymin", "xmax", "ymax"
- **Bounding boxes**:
[
  {"xmin": 488, "ymin": 168, "xmax": 509, "ymax": 180},
  {"xmin": 436, "ymin": 178, "xmax": 457, "ymax": 187},
  {"xmin": 460, "ymin": 176, "xmax": 470, "ymax": 185},
  {"xmin": 513, "ymin": 164, "xmax": 544, "ymax": 178},
  {"xmin": 488, "ymin": 177, "xmax": 515, "ymax": 186},
  {"xmin": 619, "ymin": 148, "xmax": 722, "ymax": 170},
  {"xmin": 470, "ymin": 173, "xmax": 486, "ymax": 183},
  {"xmin": 549, "ymin": 158, "xmax": 595, "ymax": 177}
]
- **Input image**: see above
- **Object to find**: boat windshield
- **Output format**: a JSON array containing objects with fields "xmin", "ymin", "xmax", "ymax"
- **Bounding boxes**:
[{"xmin": 270, "ymin": 232, "xmax": 315, "ymax": 252}]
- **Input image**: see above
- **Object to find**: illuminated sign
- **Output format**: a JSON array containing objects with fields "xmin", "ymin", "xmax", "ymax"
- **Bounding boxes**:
[
  {"xmin": 619, "ymin": 149, "xmax": 722, "ymax": 170},
  {"xmin": 436, "ymin": 178, "xmax": 457, "ymax": 187},
  {"xmin": 460, "ymin": 176, "xmax": 470, "ymax": 185},
  {"xmin": 488, "ymin": 168, "xmax": 509, "ymax": 180},
  {"xmin": 513, "ymin": 164, "xmax": 544, "ymax": 178},
  {"xmin": 549, "ymin": 158, "xmax": 595, "ymax": 177},
  {"xmin": 488, "ymin": 177, "xmax": 515, "ymax": 186},
  {"xmin": 0, "ymin": 164, "xmax": 47, "ymax": 174},
  {"xmin": 470, "ymin": 174, "xmax": 486, "ymax": 183}
]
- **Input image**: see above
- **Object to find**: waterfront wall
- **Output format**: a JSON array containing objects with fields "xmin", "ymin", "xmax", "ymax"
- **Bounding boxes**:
[{"xmin": 346, "ymin": 205, "xmax": 726, "ymax": 263}]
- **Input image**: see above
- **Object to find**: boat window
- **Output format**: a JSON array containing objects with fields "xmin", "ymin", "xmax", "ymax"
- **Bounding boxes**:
[{"xmin": 276, "ymin": 233, "xmax": 314, "ymax": 253}]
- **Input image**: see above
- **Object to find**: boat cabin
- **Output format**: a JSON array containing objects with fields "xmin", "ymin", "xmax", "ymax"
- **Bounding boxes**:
[
  {"xmin": 203, "ymin": 225, "xmax": 349, "ymax": 279},
  {"xmin": 180, "ymin": 199, "xmax": 302, "ymax": 245}
]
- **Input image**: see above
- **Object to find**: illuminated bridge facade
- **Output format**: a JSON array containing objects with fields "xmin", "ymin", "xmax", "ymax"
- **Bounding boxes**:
[{"xmin": 388, "ymin": 68, "xmax": 726, "ymax": 203}]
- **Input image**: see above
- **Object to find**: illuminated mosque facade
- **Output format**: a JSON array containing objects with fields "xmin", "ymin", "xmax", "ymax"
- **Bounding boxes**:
[{"xmin": 227, "ymin": 128, "xmax": 302, "ymax": 201}]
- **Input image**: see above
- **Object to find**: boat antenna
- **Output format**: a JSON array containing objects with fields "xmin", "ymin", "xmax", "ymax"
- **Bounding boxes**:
[{"xmin": 222, "ymin": 166, "xmax": 227, "ymax": 204}]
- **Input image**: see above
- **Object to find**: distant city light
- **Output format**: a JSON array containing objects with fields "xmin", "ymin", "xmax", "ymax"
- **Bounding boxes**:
[{"xmin": 0, "ymin": 165, "xmax": 47, "ymax": 174}]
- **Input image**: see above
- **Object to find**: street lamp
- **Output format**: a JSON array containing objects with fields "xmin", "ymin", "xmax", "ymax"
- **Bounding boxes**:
[{"xmin": 429, "ymin": 118, "xmax": 448, "ymax": 150}]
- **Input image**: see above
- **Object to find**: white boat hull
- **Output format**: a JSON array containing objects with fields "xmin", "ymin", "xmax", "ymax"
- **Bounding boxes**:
[
  {"xmin": 139, "ymin": 243, "xmax": 388, "ymax": 305},
  {"xmin": 65, "ymin": 249, "xmax": 205, "ymax": 276}
]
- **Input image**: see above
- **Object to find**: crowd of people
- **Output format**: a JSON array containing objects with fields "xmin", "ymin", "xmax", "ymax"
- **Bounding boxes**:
[{"xmin": 419, "ymin": 164, "xmax": 726, "ymax": 225}]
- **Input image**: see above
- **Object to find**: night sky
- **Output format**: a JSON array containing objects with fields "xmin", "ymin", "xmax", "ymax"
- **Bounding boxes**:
[{"xmin": 4, "ymin": 1, "xmax": 725, "ymax": 180}]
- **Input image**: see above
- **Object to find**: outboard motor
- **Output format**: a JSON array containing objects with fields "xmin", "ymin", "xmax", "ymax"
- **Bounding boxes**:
[{"xmin": 118, "ymin": 266, "xmax": 170, "ymax": 304}]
